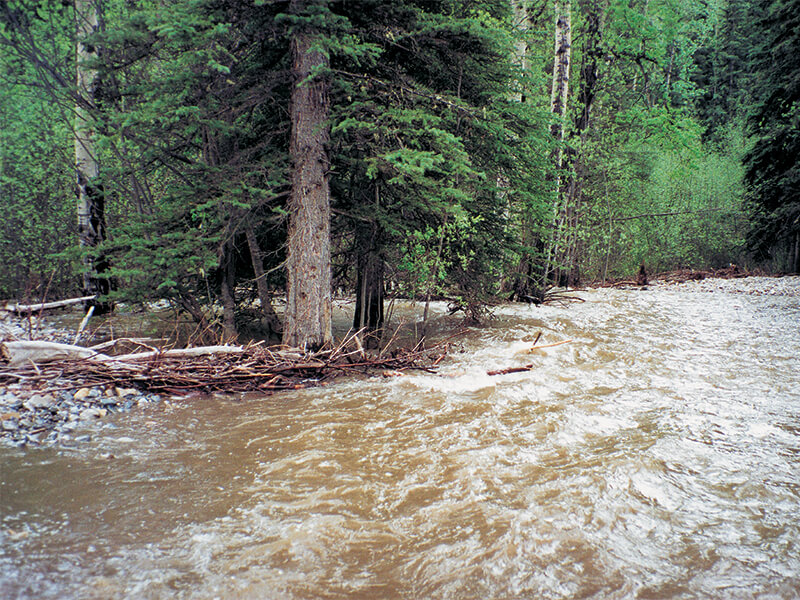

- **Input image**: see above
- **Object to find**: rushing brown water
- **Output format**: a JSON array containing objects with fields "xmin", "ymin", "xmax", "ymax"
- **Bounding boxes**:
[{"xmin": 2, "ymin": 283, "xmax": 800, "ymax": 599}]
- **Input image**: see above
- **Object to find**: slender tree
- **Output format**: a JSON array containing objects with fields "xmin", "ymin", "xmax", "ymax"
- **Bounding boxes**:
[
  {"xmin": 543, "ymin": 0, "xmax": 572, "ymax": 284},
  {"xmin": 74, "ymin": 0, "xmax": 112, "ymax": 311}
]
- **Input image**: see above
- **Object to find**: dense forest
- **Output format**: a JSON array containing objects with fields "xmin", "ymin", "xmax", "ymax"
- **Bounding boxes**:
[{"xmin": 1, "ymin": 0, "xmax": 798, "ymax": 347}]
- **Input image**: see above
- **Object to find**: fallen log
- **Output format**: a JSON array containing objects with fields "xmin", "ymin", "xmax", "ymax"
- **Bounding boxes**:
[
  {"xmin": 2, "ymin": 296, "xmax": 95, "ymax": 314},
  {"xmin": 112, "ymin": 345, "xmax": 247, "ymax": 362},
  {"xmin": 0, "ymin": 341, "xmax": 109, "ymax": 367}
]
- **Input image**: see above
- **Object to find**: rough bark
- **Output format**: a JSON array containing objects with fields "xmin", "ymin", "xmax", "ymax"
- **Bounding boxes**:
[
  {"xmin": 244, "ymin": 221, "xmax": 282, "ymax": 336},
  {"xmin": 283, "ymin": 1, "xmax": 333, "ymax": 350},
  {"xmin": 75, "ymin": 0, "xmax": 112, "ymax": 312}
]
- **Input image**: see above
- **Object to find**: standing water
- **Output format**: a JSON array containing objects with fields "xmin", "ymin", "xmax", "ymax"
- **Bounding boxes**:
[{"xmin": 2, "ymin": 279, "xmax": 799, "ymax": 599}]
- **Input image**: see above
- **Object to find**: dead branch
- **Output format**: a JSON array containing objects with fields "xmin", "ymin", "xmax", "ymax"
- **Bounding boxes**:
[
  {"xmin": 2, "ymin": 296, "xmax": 95, "ymax": 314},
  {"xmin": 526, "ymin": 339, "xmax": 572, "ymax": 351},
  {"xmin": 487, "ymin": 364, "xmax": 534, "ymax": 376},
  {"xmin": 488, "ymin": 337, "xmax": 572, "ymax": 376}
]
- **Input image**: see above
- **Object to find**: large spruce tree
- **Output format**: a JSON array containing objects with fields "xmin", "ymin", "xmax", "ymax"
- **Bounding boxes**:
[{"xmin": 744, "ymin": 0, "xmax": 800, "ymax": 272}]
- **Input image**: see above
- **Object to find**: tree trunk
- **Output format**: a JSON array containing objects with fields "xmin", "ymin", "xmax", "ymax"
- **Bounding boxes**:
[
  {"xmin": 75, "ymin": 0, "xmax": 112, "ymax": 313},
  {"xmin": 543, "ymin": 0, "xmax": 572, "ymax": 285},
  {"xmin": 558, "ymin": 0, "xmax": 604, "ymax": 287},
  {"xmin": 283, "ymin": 0, "xmax": 333, "ymax": 350},
  {"xmin": 549, "ymin": 0, "xmax": 572, "ymax": 166},
  {"xmin": 353, "ymin": 221, "xmax": 384, "ymax": 345},
  {"xmin": 244, "ymin": 221, "xmax": 282, "ymax": 336},
  {"xmin": 510, "ymin": 0, "xmax": 530, "ymax": 102},
  {"xmin": 219, "ymin": 240, "xmax": 237, "ymax": 342}
]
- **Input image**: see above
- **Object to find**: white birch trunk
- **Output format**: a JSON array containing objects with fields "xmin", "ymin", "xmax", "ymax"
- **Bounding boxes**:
[
  {"xmin": 550, "ymin": 0, "xmax": 571, "ymax": 169},
  {"xmin": 510, "ymin": 0, "xmax": 531, "ymax": 102},
  {"xmin": 544, "ymin": 0, "xmax": 572, "ymax": 285},
  {"xmin": 75, "ymin": 0, "xmax": 109, "ymax": 304}
]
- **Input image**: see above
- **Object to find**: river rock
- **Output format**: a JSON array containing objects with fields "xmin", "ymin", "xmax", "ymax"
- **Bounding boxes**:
[
  {"xmin": 115, "ymin": 387, "xmax": 138, "ymax": 397},
  {"xmin": 26, "ymin": 431, "xmax": 45, "ymax": 444},
  {"xmin": 73, "ymin": 388, "xmax": 92, "ymax": 401},
  {"xmin": 1, "ymin": 394, "xmax": 23, "ymax": 411},
  {"xmin": 23, "ymin": 393, "xmax": 56, "ymax": 411},
  {"xmin": 79, "ymin": 407, "xmax": 107, "ymax": 420},
  {"xmin": 2, "ymin": 418, "xmax": 19, "ymax": 431}
]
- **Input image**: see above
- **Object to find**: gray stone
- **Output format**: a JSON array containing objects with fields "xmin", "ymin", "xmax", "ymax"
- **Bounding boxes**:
[
  {"xmin": 2, "ymin": 419, "xmax": 18, "ymax": 431},
  {"xmin": 24, "ymin": 394, "xmax": 56, "ymax": 411},
  {"xmin": 100, "ymin": 397, "xmax": 118, "ymax": 406},
  {"xmin": 79, "ymin": 408, "xmax": 106, "ymax": 420},
  {"xmin": 26, "ymin": 431, "xmax": 45, "ymax": 444},
  {"xmin": 3, "ymin": 396, "xmax": 23, "ymax": 411}
]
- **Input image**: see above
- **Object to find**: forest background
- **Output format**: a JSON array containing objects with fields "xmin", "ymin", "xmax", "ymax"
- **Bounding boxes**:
[{"xmin": 1, "ymin": 0, "xmax": 798, "ymax": 347}]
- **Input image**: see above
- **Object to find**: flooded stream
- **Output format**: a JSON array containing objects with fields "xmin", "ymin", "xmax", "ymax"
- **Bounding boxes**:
[{"xmin": 2, "ymin": 282, "xmax": 799, "ymax": 599}]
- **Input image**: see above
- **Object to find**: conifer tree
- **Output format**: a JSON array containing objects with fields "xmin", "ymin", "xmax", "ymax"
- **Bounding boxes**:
[
  {"xmin": 744, "ymin": 0, "xmax": 800, "ymax": 272},
  {"xmin": 283, "ymin": 0, "xmax": 334, "ymax": 349}
]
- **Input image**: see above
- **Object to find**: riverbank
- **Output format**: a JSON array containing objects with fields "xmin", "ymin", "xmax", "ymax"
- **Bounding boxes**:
[
  {"xmin": 654, "ymin": 273, "xmax": 800, "ymax": 296},
  {"xmin": 0, "ymin": 312, "xmax": 164, "ymax": 448},
  {"xmin": 2, "ymin": 274, "xmax": 798, "ymax": 449}
]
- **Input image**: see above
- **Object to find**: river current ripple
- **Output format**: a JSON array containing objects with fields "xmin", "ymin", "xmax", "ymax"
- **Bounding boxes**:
[{"xmin": 2, "ymin": 281, "xmax": 799, "ymax": 599}]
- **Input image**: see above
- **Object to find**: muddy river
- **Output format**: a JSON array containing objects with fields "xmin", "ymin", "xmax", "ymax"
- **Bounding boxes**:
[{"xmin": 2, "ymin": 281, "xmax": 799, "ymax": 598}]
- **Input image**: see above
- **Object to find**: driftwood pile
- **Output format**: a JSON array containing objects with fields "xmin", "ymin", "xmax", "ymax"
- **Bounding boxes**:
[
  {"xmin": 602, "ymin": 264, "xmax": 749, "ymax": 288},
  {"xmin": 654, "ymin": 265, "xmax": 749, "ymax": 283},
  {"xmin": 0, "ymin": 336, "xmax": 448, "ymax": 395}
]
